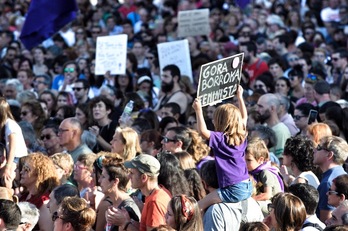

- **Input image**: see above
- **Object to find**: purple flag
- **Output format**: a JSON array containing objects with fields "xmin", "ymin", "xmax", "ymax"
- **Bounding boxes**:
[
  {"xmin": 235, "ymin": 0, "xmax": 251, "ymax": 9},
  {"xmin": 20, "ymin": 0, "xmax": 78, "ymax": 50}
]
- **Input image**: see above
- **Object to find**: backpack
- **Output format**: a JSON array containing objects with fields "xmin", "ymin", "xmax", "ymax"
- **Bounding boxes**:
[{"xmin": 302, "ymin": 222, "xmax": 324, "ymax": 231}]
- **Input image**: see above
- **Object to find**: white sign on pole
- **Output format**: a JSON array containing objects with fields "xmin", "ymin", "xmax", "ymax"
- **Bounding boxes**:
[
  {"xmin": 177, "ymin": 9, "xmax": 210, "ymax": 37},
  {"xmin": 95, "ymin": 34, "xmax": 128, "ymax": 75},
  {"xmin": 157, "ymin": 39, "xmax": 193, "ymax": 82}
]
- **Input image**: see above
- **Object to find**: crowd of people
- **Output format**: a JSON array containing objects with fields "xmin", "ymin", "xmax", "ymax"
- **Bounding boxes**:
[{"xmin": 0, "ymin": 0, "xmax": 348, "ymax": 230}]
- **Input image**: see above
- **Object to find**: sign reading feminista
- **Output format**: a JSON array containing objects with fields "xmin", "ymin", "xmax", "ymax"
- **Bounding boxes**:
[{"xmin": 197, "ymin": 53, "xmax": 244, "ymax": 107}]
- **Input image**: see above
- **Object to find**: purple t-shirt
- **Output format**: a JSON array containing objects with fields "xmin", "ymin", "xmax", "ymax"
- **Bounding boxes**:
[{"xmin": 209, "ymin": 131, "xmax": 249, "ymax": 188}]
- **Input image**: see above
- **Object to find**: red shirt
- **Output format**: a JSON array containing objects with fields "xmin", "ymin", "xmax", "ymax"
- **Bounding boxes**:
[{"xmin": 243, "ymin": 58, "xmax": 269, "ymax": 86}]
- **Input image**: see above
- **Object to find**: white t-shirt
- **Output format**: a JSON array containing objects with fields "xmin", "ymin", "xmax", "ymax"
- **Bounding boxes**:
[{"xmin": 4, "ymin": 119, "xmax": 28, "ymax": 158}]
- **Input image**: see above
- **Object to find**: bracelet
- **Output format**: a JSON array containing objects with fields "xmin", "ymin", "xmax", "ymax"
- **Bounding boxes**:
[{"xmin": 123, "ymin": 221, "xmax": 132, "ymax": 231}]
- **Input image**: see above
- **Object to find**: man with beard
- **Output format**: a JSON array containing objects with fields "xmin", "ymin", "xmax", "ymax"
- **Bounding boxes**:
[
  {"xmin": 256, "ymin": 93, "xmax": 291, "ymax": 159},
  {"xmin": 240, "ymin": 41, "xmax": 268, "ymax": 88},
  {"xmin": 154, "ymin": 64, "xmax": 188, "ymax": 117}
]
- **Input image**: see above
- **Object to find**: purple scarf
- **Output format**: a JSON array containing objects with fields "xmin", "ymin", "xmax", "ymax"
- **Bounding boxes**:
[{"xmin": 250, "ymin": 161, "xmax": 284, "ymax": 192}]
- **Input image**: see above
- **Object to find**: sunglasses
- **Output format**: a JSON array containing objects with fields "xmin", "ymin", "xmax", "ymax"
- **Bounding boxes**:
[
  {"xmin": 316, "ymin": 144, "xmax": 329, "ymax": 151},
  {"xmin": 146, "ymin": 56, "xmax": 154, "ymax": 60},
  {"xmin": 40, "ymin": 134, "xmax": 52, "ymax": 140},
  {"xmin": 72, "ymin": 87, "xmax": 85, "ymax": 91},
  {"xmin": 293, "ymin": 115, "xmax": 306, "ymax": 120},
  {"xmin": 327, "ymin": 190, "xmax": 339, "ymax": 195},
  {"xmin": 162, "ymin": 136, "xmax": 177, "ymax": 143},
  {"xmin": 307, "ymin": 73, "xmax": 317, "ymax": 81},
  {"xmin": 52, "ymin": 211, "xmax": 65, "ymax": 222},
  {"xmin": 64, "ymin": 67, "xmax": 75, "ymax": 73},
  {"xmin": 331, "ymin": 57, "xmax": 339, "ymax": 61},
  {"xmin": 21, "ymin": 111, "xmax": 30, "ymax": 116}
]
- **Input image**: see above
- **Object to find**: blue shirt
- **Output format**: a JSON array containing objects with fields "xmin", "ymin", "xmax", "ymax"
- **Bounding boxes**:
[{"xmin": 316, "ymin": 166, "xmax": 347, "ymax": 216}]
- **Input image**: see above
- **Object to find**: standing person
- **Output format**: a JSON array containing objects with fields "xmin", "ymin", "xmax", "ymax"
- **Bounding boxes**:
[
  {"xmin": 256, "ymin": 93, "xmax": 291, "ymax": 158},
  {"xmin": 192, "ymin": 85, "xmax": 252, "ymax": 211},
  {"xmin": 281, "ymin": 136, "xmax": 320, "ymax": 188},
  {"xmin": 88, "ymin": 96, "xmax": 117, "ymax": 153},
  {"xmin": 0, "ymin": 98, "xmax": 27, "ymax": 183},
  {"xmin": 165, "ymin": 195, "xmax": 203, "ymax": 231},
  {"xmin": 264, "ymin": 192, "xmax": 307, "ymax": 231},
  {"xmin": 58, "ymin": 118, "xmax": 93, "ymax": 163},
  {"xmin": 154, "ymin": 64, "xmax": 188, "ymax": 117},
  {"xmin": 97, "ymin": 156, "xmax": 141, "ymax": 231},
  {"xmin": 107, "ymin": 154, "xmax": 172, "ymax": 231},
  {"xmin": 313, "ymin": 136, "xmax": 348, "ymax": 222},
  {"xmin": 288, "ymin": 183, "xmax": 326, "ymax": 231},
  {"xmin": 0, "ymin": 199, "xmax": 21, "ymax": 230}
]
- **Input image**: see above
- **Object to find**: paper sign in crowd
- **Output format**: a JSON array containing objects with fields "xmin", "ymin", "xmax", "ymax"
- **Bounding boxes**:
[
  {"xmin": 95, "ymin": 34, "xmax": 128, "ymax": 75},
  {"xmin": 197, "ymin": 53, "xmax": 244, "ymax": 107}
]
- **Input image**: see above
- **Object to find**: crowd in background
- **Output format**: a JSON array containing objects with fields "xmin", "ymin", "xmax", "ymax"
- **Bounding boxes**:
[{"xmin": 0, "ymin": 0, "xmax": 348, "ymax": 230}]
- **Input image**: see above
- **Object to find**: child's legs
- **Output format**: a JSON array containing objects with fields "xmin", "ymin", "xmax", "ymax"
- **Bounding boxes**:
[
  {"xmin": 198, "ymin": 190, "xmax": 222, "ymax": 211},
  {"xmin": 220, "ymin": 180, "xmax": 253, "ymax": 203}
]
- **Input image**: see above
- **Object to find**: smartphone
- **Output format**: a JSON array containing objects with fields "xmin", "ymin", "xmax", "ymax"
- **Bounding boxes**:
[{"xmin": 308, "ymin": 109, "xmax": 318, "ymax": 125}]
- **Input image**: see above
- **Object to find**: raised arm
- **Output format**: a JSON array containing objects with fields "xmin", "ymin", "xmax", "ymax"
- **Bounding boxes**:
[
  {"xmin": 236, "ymin": 85, "xmax": 247, "ymax": 127},
  {"xmin": 192, "ymin": 98, "xmax": 210, "ymax": 140}
]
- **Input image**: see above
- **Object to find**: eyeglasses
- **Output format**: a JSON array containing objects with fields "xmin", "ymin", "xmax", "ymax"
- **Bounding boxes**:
[
  {"xmin": 327, "ymin": 190, "xmax": 339, "ymax": 195},
  {"xmin": 146, "ymin": 56, "xmax": 154, "ymax": 60},
  {"xmin": 52, "ymin": 211, "xmax": 65, "ymax": 222},
  {"xmin": 21, "ymin": 111, "xmax": 30, "ymax": 116},
  {"xmin": 293, "ymin": 115, "xmax": 306, "ymax": 120},
  {"xmin": 307, "ymin": 73, "xmax": 317, "ymax": 81},
  {"xmin": 72, "ymin": 87, "xmax": 85, "ymax": 91},
  {"xmin": 316, "ymin": 144, "xmax": 329, "ymax": 151},
  {"xmin": 40, "ymin": 134, "xmax": 52, "ymax": 140},
  {"xmin": 58, "ymin": 128, "xmax": 70, "ymax": 134},
  {"xmin": 267, "ymin": 203, "xmax": 274, "ymax": 213},
  {"xmin": 288, "ymin": 57, "xmax": 299, "ymax": 62},
  {"xmin": 187, "ymin": 121, "xmax": 197, "ymax": 126},
  {"xmin": 331, "ymin": 57, "xmax": 339, "ymax": 62},
  {"xmin": 64, "ymin": 68, "xmax": 75, "ymax": 73},
  {"xmin": 162, "ymin": 136, "xmax": 177, "ymax": 143},
  {"xmin": 74, "ymin": 164, "xmax": 88, "ymax": 171},
  {"xmin": 34, "ymin": 80, "xmax": 46, "ymax": 85},
  {"xmin": 180, "ymin": 195, "xmax": 194, "ymax": 221}
]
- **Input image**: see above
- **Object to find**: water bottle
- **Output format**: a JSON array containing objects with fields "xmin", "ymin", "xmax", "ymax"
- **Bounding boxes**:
[{"xmin": 119, "ymin": 100, "xmax": 134, "ymax": 128}]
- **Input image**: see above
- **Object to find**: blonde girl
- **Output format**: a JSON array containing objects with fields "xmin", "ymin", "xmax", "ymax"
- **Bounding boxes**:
[{"xmin": 193, "ymin": 85, "xmax": 252, "ymax": 210}]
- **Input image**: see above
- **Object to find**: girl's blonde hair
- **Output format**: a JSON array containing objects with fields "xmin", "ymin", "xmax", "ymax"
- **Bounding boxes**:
[
  {"xmin": 246, "ymin": 137, "xmax": 269, "ymax": 161},
  {"xmin": 213, "ymin": 103, "xmax": 247, "ymax": 146}
]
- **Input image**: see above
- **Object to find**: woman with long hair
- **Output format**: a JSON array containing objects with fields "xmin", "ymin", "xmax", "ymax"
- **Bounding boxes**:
[
  {"xmin": 264, "ymin": 192, "xmax": 306, "ymax": 231},
  {"xmin": 110, "ymin": 127, "xmax": 141, "ymax": 161},
  {"xmin": 0, "ymin": 98, "xmax": 27, "ymax": 183},
  {"xmin": 19, "ymin": 152, "xmax": 60, "ymax": 231},
  {"xmin": 165, "ymin": 195, "xmax": 203, "ymax": 231}
]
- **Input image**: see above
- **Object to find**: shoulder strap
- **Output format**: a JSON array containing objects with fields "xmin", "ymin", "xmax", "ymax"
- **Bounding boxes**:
[
  {"xmin": 241, "ymin": 200, "xmax": 248, "ymax": 224},
  {"xmin": 302, "ymin": 222, "xmax": 324, "ymax": 231}
]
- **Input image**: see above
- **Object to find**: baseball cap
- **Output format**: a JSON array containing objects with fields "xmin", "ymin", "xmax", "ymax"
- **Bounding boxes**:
[{"xmin": 124, "ymin": 154, "xmax": 160, "ymax": 176}]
